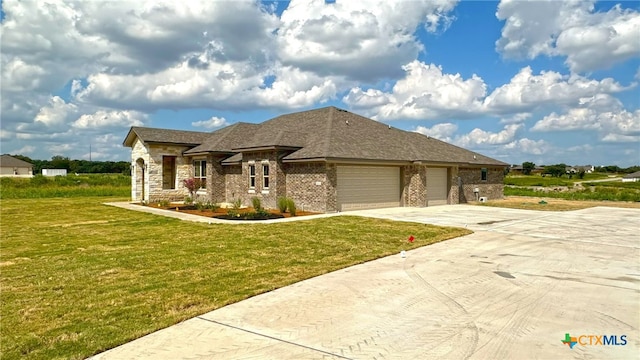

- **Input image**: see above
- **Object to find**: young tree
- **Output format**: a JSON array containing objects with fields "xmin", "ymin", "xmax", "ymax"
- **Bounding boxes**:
[
  {"xmin": 544, "ymin": 164, "xmax": 567, "ymax": 178},
  {"xmin": 522, "ymin": 161, "xmax": 536, "ymax": 175}
]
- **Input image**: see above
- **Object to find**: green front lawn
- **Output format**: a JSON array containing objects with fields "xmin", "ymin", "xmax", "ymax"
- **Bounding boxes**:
[{"xmin": 0, "ymin": 197, "xmax": 470, "ymax": 360}]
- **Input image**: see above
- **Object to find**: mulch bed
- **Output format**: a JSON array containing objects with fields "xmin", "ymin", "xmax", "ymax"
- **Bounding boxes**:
[{"xmin": 140, "ymin": 203, "xmax": 320, "ymax": 220}]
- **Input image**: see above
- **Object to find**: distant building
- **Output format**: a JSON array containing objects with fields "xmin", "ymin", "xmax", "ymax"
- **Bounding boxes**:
[
  {"xmin": 566, "ymin": 165, "xmax": 595, "ymax": 174},
  {"xmin": 42, "ymin": 169, "xmax": 68, "ymax": 177},
  {"xmin": 510, "ymin": 164, "xmax": 544, "ymax": 174},
  {"xmin": 0, "ymin": 155, "xmax": 33, "ymax": 177},
  {"xmin": 622, "ymin": 171, "xmax": 640, "ymax": 183}
]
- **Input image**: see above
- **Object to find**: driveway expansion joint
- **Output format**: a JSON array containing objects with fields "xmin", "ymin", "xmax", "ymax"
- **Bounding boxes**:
[{"xmin": 196, "ymin": 317, "xmax": 352, "ymax": 360}]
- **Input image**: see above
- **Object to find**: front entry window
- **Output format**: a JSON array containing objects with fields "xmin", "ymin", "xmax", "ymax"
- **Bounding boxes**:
[
  {"xmin": 194, "ymin": 160, "xmax": 206, "ymax": 189},
  {"xmin": 162, "ymin": 156, "xmax": 176, "ymax": 189}
]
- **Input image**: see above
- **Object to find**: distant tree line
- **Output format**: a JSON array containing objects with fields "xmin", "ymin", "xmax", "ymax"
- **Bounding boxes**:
[
  {"xmin": 594, "ymin": 165, "xmax": 640, "ymax": 174},
  {"xmin": 512, "ymin": 162, "xmax": 640, "ymax": 178},
  {"xmin": 10, "ymin": 155, "xmax": 130, "ymax": 175}
]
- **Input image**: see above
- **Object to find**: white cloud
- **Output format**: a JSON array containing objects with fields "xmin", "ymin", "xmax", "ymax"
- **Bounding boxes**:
[
  {"xmin": 483, "ymin": 67, "xmax": 627, "ymax": 114},
  {"xmin": 499, "ymin": 113, "xmax": 531, "ymax": 124},
  {"xmin": 414, "ymin": 122, "xmax": 526, "ymax": 149},
  {"xmin": 346, "ymin": 64, "xmax": 626, "ymax": 121},
  {"xmin": 531, "ymin": 94, "xmax": 640, "ymax": 143},
  {"xmin": 455, "ymin": 124, "xmax": 522, "ymax": 148},
  {"xmin": 48, "ymin": 143, "xmax": 73, "ymax": 154},
  {"xmin": 192, "ymin": 116, "xmax": 229, "ymax": 129},
  {"xmin": 277, "ymin": 0, "xmax": 458, "ymax": 81},
  {"xmin": 496, "ymin": 0, "xmax": 640, "ymax": 72},
  {"xmin": 34, "ymin": 96, "xmax": 78, "ymax": 128},
  {"xmin": 72, "ymin": 110, "xmax": 147, "ymax": 129},
  {"xmin": 13, "ymin": 145, "xmax": 36, "ymax": 155},
  {"xmin": 414, "ymin": 123, "xmax": 458, "ymax": 142},
  {"xmin": 503, "ymin": 138, "xmax": 550, "ymax": 155},
  {"xmin": 344, "ymin": 61, "xmax": 486, "ymax": 120}
]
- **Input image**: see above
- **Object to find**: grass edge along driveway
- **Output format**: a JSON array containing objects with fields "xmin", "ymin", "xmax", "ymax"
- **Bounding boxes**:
[{"xmin": 0, "ymin": 197, "xmax": 471, "ymax": 360}]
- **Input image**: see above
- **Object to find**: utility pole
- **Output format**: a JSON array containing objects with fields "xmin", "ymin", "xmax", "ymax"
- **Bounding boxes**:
[{"xmin": 90, "ymin": 144, "xmax": 92, "ymax": 162}]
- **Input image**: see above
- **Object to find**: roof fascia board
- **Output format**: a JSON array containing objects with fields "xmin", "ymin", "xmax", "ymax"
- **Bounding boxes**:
[
  {"xmin": 284, "ymin": 157, "xmax": 409, "ymax": 166},
  {"xmin": 232, "ymin": 145, "xmax": 302, "ymax": 152}
]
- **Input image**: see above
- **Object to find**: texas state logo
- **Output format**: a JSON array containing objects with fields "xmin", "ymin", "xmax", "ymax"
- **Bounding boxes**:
[{"xmin": 562, "ymin": 333, "xmax": 627, "ymax": 349}]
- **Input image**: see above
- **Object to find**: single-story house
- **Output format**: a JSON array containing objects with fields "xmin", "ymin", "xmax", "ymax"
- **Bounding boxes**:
[
  {"xmin": 510, "ymin": 164, "xmax": 545, "ymax": 174},
  {"xmin": 123, "ymin": 106, "xmax": 508, "ymax": 212},
  {"xmin": 0, "ymin": 154, "xmax": 33, "ymax": 177},
  {"xmin": 622, "ymin": 171, "xmax": 640, "ymax": 183},
  {"xmin": 566, "ymin": 165, "xmax": 595, "ymax": 174}
]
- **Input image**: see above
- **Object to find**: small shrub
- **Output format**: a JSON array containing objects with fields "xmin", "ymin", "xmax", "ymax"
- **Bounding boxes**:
[
  {"xmin": 195, "ymin": 201, "xmax": 205, "ymax": 211},
  {"xmin": 159, "ymin": 200, "xmax": 170, "ymax": 207},
  {"xmin": 277, "ymin": 196, "xmax": 288, "ymax": 213},
  {"xmin": 227, "ymin": 198, "xmax": 242, "ymax": 217},
  {"xmin": 184, "ymin": 196, "xmax": 193, "ymax": 205},
  {"xmin": 251, "ymin": 197, "xmax": 262, "ymax": 211},
  {"xmin": 30, "ymin": 174, "xmax": 50, "ymax": 186},
  {"xmin": 182, "ymin": 178, "xmax": 203, "ymax": 198},
  {"xmin": 287, "ymin": 198, "xmax": 296, "ymax": 216},
  {"xmin": 205, "ymin": 201, "xmax": 220, "ymax": 212},
  {"xmin": 232, "ymin": 198, "xmax": 242, "ymax": 209}
]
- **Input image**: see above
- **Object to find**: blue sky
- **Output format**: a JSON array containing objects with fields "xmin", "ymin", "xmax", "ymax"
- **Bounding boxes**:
[{"xmin": 1, "ymin": 0, "xmax": 638, "ymax": 166}]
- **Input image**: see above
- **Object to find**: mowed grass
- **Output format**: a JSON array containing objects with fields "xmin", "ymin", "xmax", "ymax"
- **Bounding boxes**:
[
  {"xmin": 0, "ymin": 174, "xmax": 130, "ymax": 199},
  {"xmin": 0, "ymin": 197, "xmax": 471, "ymax": 360}
]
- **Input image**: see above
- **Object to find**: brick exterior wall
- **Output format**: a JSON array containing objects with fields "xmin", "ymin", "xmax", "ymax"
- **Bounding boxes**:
[
  {"xmin": 224, "ymin": 165, "xmax": 243, "ymax": 202},
  {"xmin": 285, "ymin": 162, "xmax": 329, "ymax": 213},
  {"xmin": 223, "ymin": 151, "xmax": 282, "ymax": 209},
  {"xmin": 448, "ymin": 166, "xmax": 460, "ymax": 205},
  {"xmin": 402, "ymin": 165, "xmax": 427, "ymax": 207},
  {"xmin": 131, "ymin": 138, "xmax": 503, "ymax": 210},
  {"xmin": 208, "ymin": 155, "xmax": 226, "ymax": 203},
  {"xmin": 458, "ymin": 167, "xmax": 504, "ymax": 202},
  {"xmin": 325, "ymin": 164, "xmax": 338, "ymax": 212}
]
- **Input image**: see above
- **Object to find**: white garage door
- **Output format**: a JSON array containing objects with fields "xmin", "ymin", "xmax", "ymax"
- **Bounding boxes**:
[
  {"xmin": 337, "ymin": 166, "xmax": 400, "ymax": 211},
  {"xmin": 427, "ymin": 168, "xmax": 448, "ymax": 206}
]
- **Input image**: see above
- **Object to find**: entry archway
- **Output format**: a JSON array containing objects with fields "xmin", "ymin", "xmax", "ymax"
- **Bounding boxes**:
[{"xmin": 135, "ymin": 158, "xmax": 146, "ymax": 202}]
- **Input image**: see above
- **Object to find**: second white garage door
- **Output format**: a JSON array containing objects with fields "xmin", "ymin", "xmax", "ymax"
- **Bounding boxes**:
[
  {"xmin": 427, "ymin": 168, "xmax": 448, "ymax": 206},
  {"xmin": 337, "ymin": 166, "xmax": 400, "ymax": 211}
]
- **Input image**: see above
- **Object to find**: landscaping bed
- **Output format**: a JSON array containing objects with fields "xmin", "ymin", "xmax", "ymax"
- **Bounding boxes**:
[{"xmin": 140, "ymin": 203, "xmax": 320, "ymax": 220}]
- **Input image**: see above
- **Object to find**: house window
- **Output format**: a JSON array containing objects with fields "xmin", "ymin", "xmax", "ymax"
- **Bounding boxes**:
[
  {"xmin": 262, "ymin": 164, "xmax": 269, "ymax": 189},
  {"xmin": 249, "ymin": 164, "xmax": 256, "ymax": 188},
  {"xmin": 481, "ymin": 168, "xmax": 488, "ymax": 181},
  {"xmin": 162, "ymin": 156, "xmax": 176, "ymax": 189},
  {"xmin": 194, "ymin": 160, "xmax": 206, "ymax": 189}
]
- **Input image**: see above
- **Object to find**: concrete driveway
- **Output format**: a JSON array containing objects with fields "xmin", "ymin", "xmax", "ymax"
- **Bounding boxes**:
[{"xmin": 92, "ymin": 205, "xmax": 640, "ymax": 359}]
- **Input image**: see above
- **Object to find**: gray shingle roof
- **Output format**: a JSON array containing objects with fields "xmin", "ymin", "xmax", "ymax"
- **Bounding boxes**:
[
  {"xmin": 184, "ymin": 123, "xmax": 260, "ymax": 154},
  {"xmin": 0, "ymin": 155, "xmax": 33, "ymax": 168},
  {"xmin": 123, "ymin": 127, "xmax": 211, "ymax": 147},
  {"xmin": 124, "ymin": 107, "xmax": 507, "ymax": 167},
  {"xmin": 623, "ymin": 171, "xmax": 640, "ymax": 179}
]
